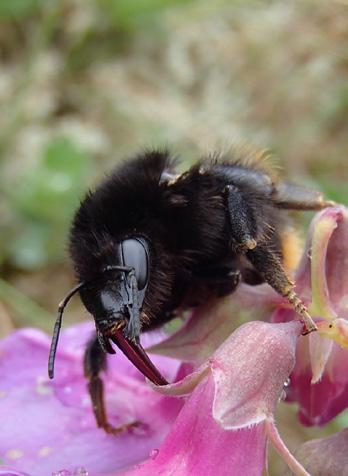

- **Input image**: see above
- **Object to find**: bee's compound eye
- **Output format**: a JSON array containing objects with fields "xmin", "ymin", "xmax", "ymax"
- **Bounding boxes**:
[{"xmin": 120, "ymin": 238, "xmax": 149, "ymax": 290}]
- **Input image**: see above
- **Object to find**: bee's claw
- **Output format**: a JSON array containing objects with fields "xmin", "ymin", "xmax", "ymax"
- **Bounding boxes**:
[
  {"xmin": 287, "ymin": 290, "xmax": 317, "ymax": 334},
  {"xmin": 101, "ymin": 420, "xmax": 140, "ymax": 435}
]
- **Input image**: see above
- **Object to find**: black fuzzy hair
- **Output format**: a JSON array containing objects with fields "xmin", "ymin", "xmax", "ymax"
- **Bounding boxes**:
[
  {"xmin": 69, "ymin": 149, "xmax": 185, "ymax": 325},
  {"xmin": 69, "ymin": 148, "xmax": 287, "ymax": 328}
]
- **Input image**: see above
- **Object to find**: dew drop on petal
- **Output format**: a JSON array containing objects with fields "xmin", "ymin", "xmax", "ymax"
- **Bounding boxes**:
[
  {"xmin": 6, "ymin": 449, "xmax": 24, "ymax": 460},
  {"xmin": 38, "ymin": 446, "xmax": 52, "ymax": 457},
  {"xmin": 63, "ymin": 386, "xmax": 72, "ymax": 394},
  {"xmin": 149, "ymin": 449, "xmax": 159, "ymax": 460},
  {"xmin": 283, "ymin": 378, "xmax": 291, "ymax": 388}
]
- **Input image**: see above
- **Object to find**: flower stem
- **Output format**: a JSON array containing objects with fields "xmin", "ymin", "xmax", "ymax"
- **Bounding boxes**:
[{"xmin": 265, "ymin": 418, "xmax": 310, "ymax": 476}]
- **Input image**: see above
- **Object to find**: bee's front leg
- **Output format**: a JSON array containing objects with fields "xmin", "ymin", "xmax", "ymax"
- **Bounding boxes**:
[{"xmin": 84, "ymin": 336, "xmax": 138, "ymax": 434}]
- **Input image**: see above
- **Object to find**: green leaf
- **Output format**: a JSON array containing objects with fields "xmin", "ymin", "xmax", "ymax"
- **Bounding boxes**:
[
  {"xmin": 315, "ymin": 177, "xmax": 348, "ymax": 206},
  {"xmin": 0, "ymin": 278, "xmax": 52, "ymax": 329},
  {"xmin": 5, "ymin": 137, "xmax": 94, "ymax": 269},
  {"xmin": 96, "ymin": 0, "xmax": 191, "ymax": 30},
  {"xmin": 0, "ymin": 0, "xmax": 46, "ymax": 19}
]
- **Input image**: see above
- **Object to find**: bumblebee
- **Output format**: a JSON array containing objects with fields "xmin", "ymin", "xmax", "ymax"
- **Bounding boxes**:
[{"xmin": 48, "ymin": 147, "xmax": 333, "ymax": 433}]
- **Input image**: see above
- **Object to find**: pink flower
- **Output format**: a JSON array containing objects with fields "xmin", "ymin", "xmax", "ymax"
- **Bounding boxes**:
[
  {"xmin": 0, "ymin": 469, "xmax": 31, "ymax": 476},
  {"xmin": 272, "ymin": 206, "xmax": 348, "ymax": 425},
  {"xmin": 122, "ymin": 321, "xmax": 309, "ymax": 476},
  {"xmin": 148, "ymin": 283, "xmax": 277, "ymax": 366},
  {"xmin": 0, "ymin": 324, "xmax": 183, "ymax": 476},
  {"xmin": 3, "ymin": 207, "xmax": 348, "ymax": 474},
  {"xmin": 0, "ymin": 319, "xmax": 309, "ymax": 475},
  {"xmin": 282, "ymin": 428, "xmax": 348, "ymax": 476}
]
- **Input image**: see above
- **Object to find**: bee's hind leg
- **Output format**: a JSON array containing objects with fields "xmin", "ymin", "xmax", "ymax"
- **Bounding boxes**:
[
  {"xmin": 224, "ymin": 184, "xmax": 258, "ymax": 251},
  {"xmin": 84, "ymin": 336, "xmax": 138, "ymax": 434},
  {"xmin": 272, "ymin": 181, "xmax": 336, "ymax": 211},
  {"xmin": 246, "ymin": 243, "xmax": 317, "ymax": 334}
]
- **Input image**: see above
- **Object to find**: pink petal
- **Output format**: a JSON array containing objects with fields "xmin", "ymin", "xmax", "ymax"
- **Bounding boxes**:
[
  {"xmin": 286, "ymin": 344, "xmax": 348, "ymax": 426},
  {"xmin": 295, "ymin": 208, "xmax": 337, "ymax": 295},
  {"xmin": 282, "ymin": 428, "xmax": 348, "ymax": 476},
  {"xmin": 0, "ymin": 469, "xmax": 31, "ymax": 476},
  {"xmin": 0, "ymin": 325, "xmax": 183, "ymax": 476},
  {"xmin": 324, "ymin": 207, "xmax": 348, "ymax": 317},
  {"xmin": 122, "ymin": 376, "xmax": 267, "ymax": 476},
  {"xmin": 309, "ymin": 332, "xmax": 333, "ymax": 384},
  {"xmin": 149, "ymin": 284, "xmax": 278, "ymax": 364},
  {"xmin": 154, "ymin": 320, "xmax": 301, "ymax": 429},
  {"xmin": 273, "ymin": 310, "xmax": 348, "ymax": 425},
  {"xmin": 124, "ymin": 321, "xmax": 307, "ymax": 476},
  {"xmin": 307, "ymin": 209, "xmax": 338, "ymax": 318},
  {"xmin": 211, "ymin": 321, "xmax": 301, "ymax": 428},
  {"xmin": 296, "ymin": 206, "xmax": 348, "ymax": 319},
  {"xmin": 150, "ymin": 361, "xmax": 210, "ymax": 397},
  {"xmin": 273, "ymin": 207, "xmax": 348, "ymax": 425}
]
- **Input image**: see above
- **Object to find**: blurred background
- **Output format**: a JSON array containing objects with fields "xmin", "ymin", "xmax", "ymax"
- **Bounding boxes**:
[{"xmin": 0, "ymin": 0, "xmax": 347, "ymax": 472}]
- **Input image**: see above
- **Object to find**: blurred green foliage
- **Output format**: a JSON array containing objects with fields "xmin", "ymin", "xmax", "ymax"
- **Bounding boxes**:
[
  {"xmin": 1, "ymin": 137, "xmax": 93, "ymax": 269},
  {"xmin": 98, "ymin": 0, "xmax": 192, "ymax": 29},
  {"xmin": 0, "ymin": 0, "xmax": 191, "ymax": 23},
  {"xmin": 316, "ymin": 177, "xmax": 348, "ymax": 208},
  {"xmin": 0, "ymin": 0, "xmax": 45, "ymax": 19},
  {"xmin": 0, "ymin": 276, "xmax": 52, "ymax": 328}
]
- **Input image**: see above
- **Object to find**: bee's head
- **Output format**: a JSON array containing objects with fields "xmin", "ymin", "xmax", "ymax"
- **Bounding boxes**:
[
  {"xmin": 80, "ymin": 238, "xmax": 149, "ymax": 340},
  {"xmin": 81, "ymin": 276, "xmax": 131, "ymax": 334},
  {"xmin": 47, "ymin": 237, "xmax": 169, "ymax": 385}
]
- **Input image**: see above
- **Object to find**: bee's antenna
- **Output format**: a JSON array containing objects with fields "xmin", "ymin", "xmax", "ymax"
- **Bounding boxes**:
[{"xmin": 48, "ymin": 281, "xmax": 87, "ymax": 379}]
